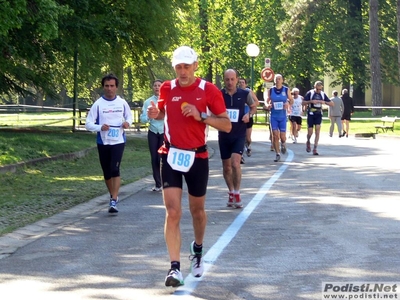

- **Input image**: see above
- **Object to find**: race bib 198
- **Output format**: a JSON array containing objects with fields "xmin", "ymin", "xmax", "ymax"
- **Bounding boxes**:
[
  {"xmin": 167, "ymin": 147, "xmax": 195, "ymax": 172},
  {"xmin": 226, "ymin": 109, "xmax": 240, "ymax": 122}
]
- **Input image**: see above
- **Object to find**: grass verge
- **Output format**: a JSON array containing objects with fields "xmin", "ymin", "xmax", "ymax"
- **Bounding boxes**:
[{"xmin": 0, "ymin": 131, "xmax": 151, "ymax": 236}]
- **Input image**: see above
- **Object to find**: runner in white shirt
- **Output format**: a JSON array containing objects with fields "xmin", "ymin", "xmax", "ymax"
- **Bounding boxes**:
[
  {"xmin": 86, "ymin": 74, "xmax": 133, "ymax": 213},
  {"xmin": 288, "ymin": 88, "xmax": 303, "ymax": 144}
]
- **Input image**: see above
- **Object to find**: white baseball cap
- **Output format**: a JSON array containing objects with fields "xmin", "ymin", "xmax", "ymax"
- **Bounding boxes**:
[{"xmin": 171, "ymin": 46, "xmax": 198, "ymax": 67}]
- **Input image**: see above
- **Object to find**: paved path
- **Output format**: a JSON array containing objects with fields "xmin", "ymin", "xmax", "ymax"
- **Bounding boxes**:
[{"xmin": 1, "ymin": 129, "xmax": 399, "ymax": 300}]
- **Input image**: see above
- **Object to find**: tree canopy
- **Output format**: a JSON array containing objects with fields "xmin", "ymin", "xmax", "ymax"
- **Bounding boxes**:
[{"xmin": 0, "ymin": 0, "xmax": 398, "ymax": 106}]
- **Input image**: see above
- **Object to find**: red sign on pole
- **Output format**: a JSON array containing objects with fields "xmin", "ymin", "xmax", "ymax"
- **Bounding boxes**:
[{"xmin": 261, "ymin": 67, "xmax": 275, "ymax": 82}]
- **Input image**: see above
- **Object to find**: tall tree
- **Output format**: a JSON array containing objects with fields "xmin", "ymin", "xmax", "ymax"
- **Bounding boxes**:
[
  {"xmin": 369, "ymin": 0, "xmax": 382, "ymax": 116},
  {"xmin": 398, "ymin": 0, "xmax": 400, "ymax": 82}
]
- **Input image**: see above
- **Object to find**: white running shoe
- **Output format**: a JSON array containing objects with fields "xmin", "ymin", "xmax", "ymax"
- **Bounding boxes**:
[
  {"xmin": 189, "ymin": 241, "xmax": 204, "ymax": 277},
  {"xmin": 165, "ymin": 269, "xmax": 184, "ymax": 287}
]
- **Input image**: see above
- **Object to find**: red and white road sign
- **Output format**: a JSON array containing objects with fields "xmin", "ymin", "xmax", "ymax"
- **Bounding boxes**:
[{"xmin": 261, "ymin": 67, "xmax": 275, "ymax": 82}]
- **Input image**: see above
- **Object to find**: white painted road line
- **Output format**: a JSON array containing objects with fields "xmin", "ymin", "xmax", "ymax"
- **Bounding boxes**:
[{"xmin": 174, "ymin": 149, "xmax": 294, "ymax": 296}]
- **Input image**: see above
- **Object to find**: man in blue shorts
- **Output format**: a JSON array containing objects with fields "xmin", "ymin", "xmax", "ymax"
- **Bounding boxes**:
[
  {"xmin": 266, "ymin": 74, "xmax": 293, "ymax": 162},
  {"xmin": 303, "ymin": 81, "xmax": 334, "ymax": 155},
  {"xmin": 219, "ymin": 69, "xmax": 257, "ymax": 208}
]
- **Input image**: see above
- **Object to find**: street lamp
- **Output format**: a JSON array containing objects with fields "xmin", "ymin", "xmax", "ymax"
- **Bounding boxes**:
[{"xmin": 246, "ymin": 43, "xmax": 260, "ymax": 90}]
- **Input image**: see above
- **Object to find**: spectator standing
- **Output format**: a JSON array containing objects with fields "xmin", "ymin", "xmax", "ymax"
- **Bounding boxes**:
[
  {"xmin": 140, "ymin": 79, "xmax": 164, "ymax": 192},
  {"xmin": 341, "ymin": 89, "xmax": 354, "ymax": 138},
  {"xmin": 147, "ymin": 46, "xmax": 231, "ymax": 287},
  {"xmin": 220, "ymin": 70, "xmax": 257, "ymax": 208},
  {"xmin": 303, "ymin": 81, "xmax": 334, "ymax": 155},
  {"xmin": 328, "ymin": 90, "xmax": 344, "ymax": 137},
  {"xmin": 85, "ymin": 74, "xmax": 133, "ymax": 213}
]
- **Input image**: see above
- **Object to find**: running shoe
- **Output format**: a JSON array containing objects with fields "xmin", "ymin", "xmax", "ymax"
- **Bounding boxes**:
[
  {"xmin": 246, "ymin": 147, "xmax": 252, "ymax": 157},
  {"xmin": 165, "ymin": 269, "xmax": 184, "ymax": 287},
  {"xmin": 227, "ymin": 192, "xmax": 234, "ymax": 207},
  {"xmin": 151, "ymin": 186, "xmax": 162, "ymax": 192},
  {"xmin": 313, "ymin": 148, "xmax": 319, "ymax": 155},
  {"xmin": 293, "ymin": 137, "xmax": 297, "ymax": 144},
  {"xmin": 110, "ymin": 196, "xmax": 119, "ymax": 203},
  {"xmin": 281, "ymin": 143, "xmax": 287, "ymax": 155},
  {"xmin": 240, "ymin": 156, "xmax": 245, "ymax": 164},
  {"xmin": 108, "ymin": 199, "xmax": 118, "ymax": 213},
  {"xmin": 189, "ymin": 241, "xmax": 204, "ymax": 278},
  {"xmin": 233, "ymin": 194, "xmax": 243, "ymax": 208},
  {"xmin": 274, "ymin": 154, "xmax": 281, "ymax": 162},
  {"xmin": 270, "ymin": 145, "xmax": 274, "ymax": 151},
  {"xmin": 306, "ymin": 141, "xmax": 311, "ymax": 153}
]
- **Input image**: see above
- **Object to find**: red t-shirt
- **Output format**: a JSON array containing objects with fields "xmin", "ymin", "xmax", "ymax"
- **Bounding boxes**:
[{"xmin": 158, "ymin": 78, "xmax": 226, "ymax": 158}]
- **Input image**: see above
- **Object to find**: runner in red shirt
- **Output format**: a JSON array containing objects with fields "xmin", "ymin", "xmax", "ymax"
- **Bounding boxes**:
[{"xmin": 147, "ymin": 46, "xmax": 231, "ymax": 287}]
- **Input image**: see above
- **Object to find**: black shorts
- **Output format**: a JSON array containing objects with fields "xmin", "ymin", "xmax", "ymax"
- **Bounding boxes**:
[
  {"xmin": 341, "ymin": 113, "xmax": 351, "ymax": 121},
  {"xmin": 246, "ymin": 117, "xmax": 254, "ymax": 129},
  {"xmin": 218, "ymin": 135, "xmax": 246, "ymax": 160},
  {"xmin": 97, "ymin": 143, "xmax": 125, "ymax": 180},
  {"xmin": 160, "ymin": 154, "xmax": 209, "ymax": 197},
  {"xmin": 289, "ymin": 115, "xmax": 302, "ymax": 125}
]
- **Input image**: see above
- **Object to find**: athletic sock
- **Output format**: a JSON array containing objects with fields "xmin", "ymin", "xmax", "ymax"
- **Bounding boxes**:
[
  {"xmin": 193, "ymin": 242, "xmax": 203, "ymax": 254},
  {"xmin": 171, "ymin": 261, "xmax": 180, "ymax": 271}
]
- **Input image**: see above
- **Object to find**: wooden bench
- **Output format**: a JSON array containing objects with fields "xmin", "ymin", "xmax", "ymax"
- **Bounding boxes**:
[{"xmin": 375, "ymin": 116, "xmax": 397, "ymax": 133}]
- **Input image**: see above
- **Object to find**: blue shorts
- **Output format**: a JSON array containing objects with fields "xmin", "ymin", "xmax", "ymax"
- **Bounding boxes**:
[
  {"xmin": 270, "ymin": 115, "xmax": 287, "ymax": 132},
  {"xmin": 218, "ymin": 135, "xmax": 246, "ymax": 160},
  {"xmin": 307, "ymin": 112, "xmax": 323, "ymax": 128},
  {"xmin": 161, "ymin": 155, "xmax": 209, "ymax": 197}
]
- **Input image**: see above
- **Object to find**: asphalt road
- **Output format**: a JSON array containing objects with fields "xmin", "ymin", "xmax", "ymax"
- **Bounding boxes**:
[{"xmin": 0, "ymin": 128, "xmax": 399, "ymax": 300}]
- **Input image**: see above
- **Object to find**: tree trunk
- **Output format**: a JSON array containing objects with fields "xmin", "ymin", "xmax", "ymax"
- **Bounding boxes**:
[
  {"xmin": 110, "ymin": 42, "xmax": 125, "ymax": 99},
  {"xmin": 369, "ymin": 0, "xmax": 382, "ymax": 116},
  {"xmin": 349, "ymin": 0, "xmax": 366, "ymax": 106},
  {"xmin": 199, "ymin": 0, "xmax": 213, "ymax": 83},
  {"xmin": 397, "ymin": 0, "xmax": 400, "ymax": 82}
]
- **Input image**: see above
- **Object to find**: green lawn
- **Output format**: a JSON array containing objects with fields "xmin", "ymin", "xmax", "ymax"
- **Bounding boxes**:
[{"xmin": 0, "ymin": 131, "xmax": 152, "ymax": 236}]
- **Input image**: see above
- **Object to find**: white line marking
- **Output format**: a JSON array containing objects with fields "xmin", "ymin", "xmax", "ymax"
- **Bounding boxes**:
[{"xmin": 174, "ymin": 149, "xmax": 294, "ymax": 296}]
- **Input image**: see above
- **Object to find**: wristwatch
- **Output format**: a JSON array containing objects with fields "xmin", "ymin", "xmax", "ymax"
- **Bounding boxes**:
[
  {"xmin": 249, "ymin": 113, "xmax": 253, "ymax": 118},
  {"xmin": 200, "ymin": 112, "xmax": 208, "ymax": 122}
]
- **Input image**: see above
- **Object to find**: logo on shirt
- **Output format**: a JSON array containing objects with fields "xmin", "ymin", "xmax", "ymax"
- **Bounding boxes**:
[
  {"xmin": 102, "ymin": 109, "xmax": 123, "ymax": 114},
  {"xmin": 172, "ymin": 96, "xmax": 182, "ymax": 102},
  {"xmin": 196, "ymin": 97, "xmax": 202, "ymax": 101}
]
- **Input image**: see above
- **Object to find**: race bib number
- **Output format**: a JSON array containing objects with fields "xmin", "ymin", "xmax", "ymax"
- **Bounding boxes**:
[
  {"xmin": 167, "ymin": 147, "xmax": 195, "ymax": 172},
  {"xmin": 107, "ymin": 126, "xmax": 122, "ymax": 141},
  {"xmin": 226, "ymin": 109, "xmax": 240, "ymax": 122},
  {"xmin": 273, "ymin": 102, "xmax": 284, "ymax": 110}
]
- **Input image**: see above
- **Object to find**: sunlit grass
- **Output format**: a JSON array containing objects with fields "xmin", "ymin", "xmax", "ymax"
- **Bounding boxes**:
[{"xmin": 0, "ymin": 136, "xmax": 151, "ymax": 236}]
